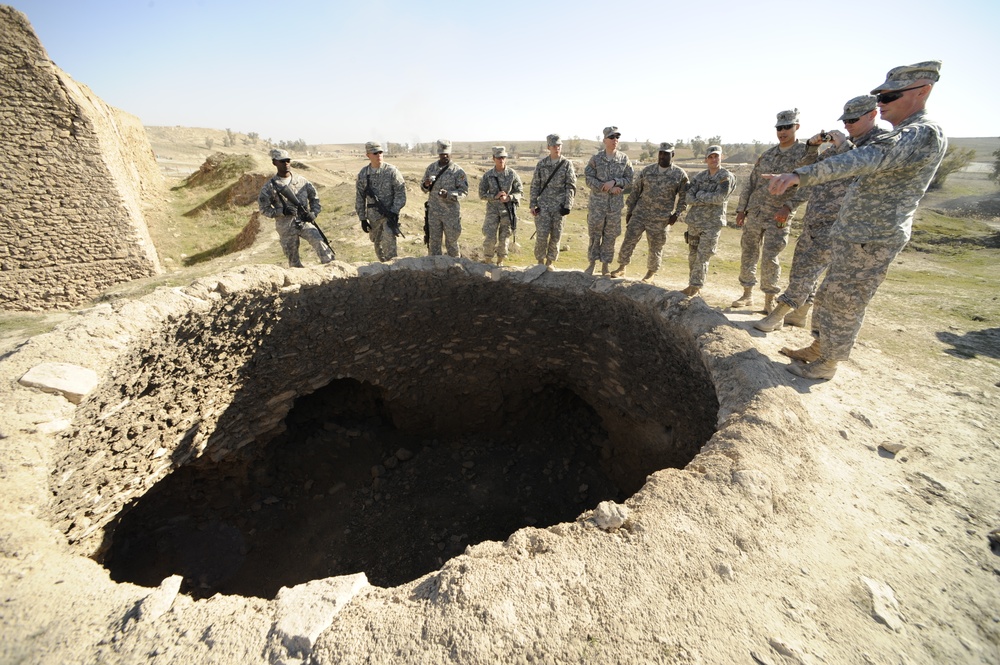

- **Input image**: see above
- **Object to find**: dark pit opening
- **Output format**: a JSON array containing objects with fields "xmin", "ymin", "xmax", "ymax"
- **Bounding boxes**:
[{"xmin": 106, "ymin": 380, "xmax": 623, "ymax": 598}]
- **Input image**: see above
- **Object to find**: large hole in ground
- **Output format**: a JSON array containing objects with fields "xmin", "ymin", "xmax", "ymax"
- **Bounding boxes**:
[{"xmin": 58, "ymin": 268, "xmax": 719, "ymax": 599}]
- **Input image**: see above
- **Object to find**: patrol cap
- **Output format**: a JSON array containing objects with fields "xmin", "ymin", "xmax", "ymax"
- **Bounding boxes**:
[
  {"xmin": 705, "ymin": 145, "xmax": 722, "ymax": 157},
  {"xmin": 365, "ymin": 141, "xmax": 383, "ymax": 154},
  {"xmin": 658, "ymin": 142, "xmax": 675, "ymax": 153},
  {"xmin": 838, "ymin": 95, "xmax": 878, "ymax": 121},
  {"xmin": 603, "ymin": 126, "xmax": 621, "ymax": 139},
  {"xmin": 270, "ymin": 148, "xmax": 291, "ymax": 161},
  {"xmin": 546, "ymin": 133, "xmax": 562, "ymax": 147},
  {"xmin": 870, "ymin": 60, "xmax": 941, "ymax": 94},
  {"xmin": 492, "ymin": 146, "xmax": 508, "ymax": 158},
  {"xmin": 436, "ymin": 139, "xmax": 452, "ymax": 154},
  {"xmin": 775, "ymin": 109, "xmax": 800, "ymax": 127}
]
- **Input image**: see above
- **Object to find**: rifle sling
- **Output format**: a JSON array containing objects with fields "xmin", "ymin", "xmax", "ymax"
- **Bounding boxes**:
[{"xmin": 536, "ymin": 157, "xmax": 567, "ymax": 197}]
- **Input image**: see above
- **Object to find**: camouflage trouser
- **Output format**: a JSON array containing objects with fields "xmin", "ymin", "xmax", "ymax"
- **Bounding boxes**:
[
  {"xmin": 482, "ymin": 206, "xmax": 513, "ymax": 260},
  {"xmin": 276, "ymin": 216, "xmax": 334, "ymax": 268},
  {"xmin": 533, "ymin": 208, "xmax": 564, "ymax": 263},
  {"xmin": 617, "ymin": 216, "xmax": 669, "ymax": 271},
  {"xmin": 777, "ymin": 225, "xmax": 832, "ymax": 310},
  {"xmin": 587, "ymin": 196, "xmax": 624, "ymax": 263},
  {"xmin": 686, "ymin": 225, "xmax": 722, "ymax": 288},
  {"xmin": 738, "ymin": 214, "xmax": 790, "ymax": 293},
  {"xmin": 367, "ymin": 214, "xmax": 397, "ymax": 262},
  {"xmin": 428, "ymin": 209, "xmax": 462, "ymax": 258},
  {"xmin": 814, "ymin": 236, "xmax": 906, "ymax": 361}
]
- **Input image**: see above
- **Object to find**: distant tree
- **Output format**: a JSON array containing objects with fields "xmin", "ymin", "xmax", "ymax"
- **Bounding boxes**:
[
  {"xmin": 205, "ymin": 137, "xmax": 214, "ymax": 149},
  {"xmin": 566, "ymin": 136, "xmax": 582, "ymax": 155},
  {"xmin": 618, "ymin": 142, "xmax": 630, "ymax": 152},
  {"xmin": 991, "ymin": 144, "xmax": 1000, "ymax": 185},
  {"xmin": 223, "ymin": 128, "xmax": 236, "ymax": 147},
  {"xmin": 707, "ymin": 135, "xmax": 722, "ymax": 147},
  {"xmin": 690, "ymin": 136, "xmax": 706, "ymax": 157},
  {"xmin": 929, "ymin": 146, "xmax": 976, "ymax": 190},
  {"xmin": 245, "ymin": 131, "xmax": 259, "ymax": 145},
  {"xmin": 674, "ymin": 138, "xmax": 687, "ymax": 150}
]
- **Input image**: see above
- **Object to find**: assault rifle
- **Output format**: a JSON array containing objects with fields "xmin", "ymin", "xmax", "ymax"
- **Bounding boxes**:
[
  {"xmin": 273, "ymin": 180, "xmax": 333, "ymax": 251},
  {"xmin": 364, "ymin": 173, "xmax": 404, "ymax": 238}
]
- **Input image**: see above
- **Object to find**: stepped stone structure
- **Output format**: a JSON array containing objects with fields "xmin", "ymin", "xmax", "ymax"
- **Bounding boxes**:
[{"xmin": 0, "ymin": 6, "xmax": 162, "ymax": 311}]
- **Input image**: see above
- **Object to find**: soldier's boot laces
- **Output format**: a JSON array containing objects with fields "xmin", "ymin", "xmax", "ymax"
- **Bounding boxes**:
[
  {"xmin": 786, "ymin": 357, "xmax": 838, "ymax": 380},
  {"xmin": 601, "ymin": 262, "xmax": 611, "ymax": 276},
  {"xmin": 763, "ymin": 294, "xmax": 775, "ymax": 314},
  {"xmin": 780, "ymin": 339, "xmax": 821, "ymax": 362},
  {"xmin": 610, "ymin": 264, "xmax": 627, "ymax": 278},
  {"xmin": 784, "ymin": 303, "xmax": 812, "ymax": 328},
  {"xmin": 754, "ymin": 302, "xmax": 793, "ymax": 332},
  {"xmin": 681, "ymin": 285, "xmax": 700, "ymax": 297},
  {"xmin": 731, "ymin": 287, "xmax": 754, "ymax": 308},
  {"xmin": 642, "ymin": 270, "xmax": 656, "ymax": 282},
  {"xmin": 584, "ymin": 261, "xmax": 596, "ymax": 275}
]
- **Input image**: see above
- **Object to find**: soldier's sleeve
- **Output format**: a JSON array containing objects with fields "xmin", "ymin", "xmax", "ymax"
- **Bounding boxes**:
[
  {"xmin": 565, "ymin": 161, "xmax": 577, "ymax": 209},
  {"xmin": 697, "ymin": 173, "xmax": 734, "ymax": 205},
  {"xmin": 799, "ymin": 142, "xmax": 820, "ymax": 167},
  {"xmin": 511, "ymin": 171, "xmax": 524, "ymax": 204},
  {"xmin": 355, "ymin": 169, "xmax": 367, "ymax": 219},
  {"xmin": 673, "ymin": 171, "xmax": 690, "ymax": 216},
  {"xmin": 420, "ymin": 164, "xmax": 434, "ymax": 193},
  {"xmin": 454, "ymin": 168, "xmax": 469, "ymax": 199},
  {"xmin": 794, "ymin": 143, "xmax": 886, "ymax": 188},
  {"xmin": 624, "ymin": 169, "xmax": 643, "ymax": 214},
  {"xmin": 619, "ymin": 157, "xmax": 634, "ymax": 189},
  {"xmin": 683, "ymin": 173, "xmax": 701, "ymax": 207},
  {"xmin": 258, "ymin": 181, "xmax": 279, "ymax": 218},
  {"xmin": 391, "ymin": 166, "xmax": 406, "ymax": 214},
  {"xmin": 478, "ymin": 173, "xmax": 491, "ymax": 201},
  {"xmin": 529, "ymin": 162, "xmax": 542, "ymax": 209},
  {"xmin": 305, "ymin": 182, "xmax": 321, "ymax": 216},
  {"xmin": 585, "ymin": 156, "xmax": 602, "ymax": 192}
]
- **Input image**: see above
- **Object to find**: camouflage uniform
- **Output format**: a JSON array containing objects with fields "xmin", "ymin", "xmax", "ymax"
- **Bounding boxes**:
[
  {"xmin": 479, "ymin": 164, "xmax": 524, "ymax": 262},
  {"xmin": 617, "ymin": 163, "xmax": 688, "ymax": 272},
  {"xmin": 258, "ymin": 174, "xmax": 334, "ymax": 267},
  {"xmin": 683, "ymin": 167, "xmax": 736, "ymax": 288},
  {"xmin": 778, "ymin": 125, "xmax": 886, "ymax": 310},
  {"xmin": 355, "ymin": 162, "xmax": 406, "ymax": 262},
  {"xmin": 585, "ymin": 150, "xmax": 633, "ymax": 263},
  {"xmin": 794, "ymin": 109, "xmax": 947, "ymax": 360},
  {"xmin": 529, "ymin": 152, "xmax": 576, "ymax": 264},
  {"xmin": 736, "ymin": 141, "xmax": 818, "ymax": 293},
  {"xmin": 421, "ymin": 159, "xmax": 469, "ymax": 257}
]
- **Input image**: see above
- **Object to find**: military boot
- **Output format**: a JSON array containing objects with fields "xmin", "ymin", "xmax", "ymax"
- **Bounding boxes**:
[
  {"xmin": 786, "ymin": 357, "xmax": 838, "ymax": 380},
  {"xmin": 642, "ymin": 270, "xmax": 656, "ymax": 282},
  {"xmin": 496, "ymin": 256, "xmax": 505, "ymax": 267},
  {"xmin": 681, "ymin": 285, "xmax": 700, "ymax": 297},
  {"xmin": 731, "ymin": 287, "xmax": 753, "ymax": 308},
  {"xmin": 610, "ymin": 264, "xmax": 627, "ymax": 278},
  {"xmin": 753, "ymin": 302, "xmax": 793, "ymax": 332},
  {"xmin": 763, "ymin": 294, "xmax": 775, "ymax": 314},
  {"xmin": 783, "ymin": 303, "xmax": 811, "ymax": 328},
  {"xmin": 545, "ymin": 259, "xmax": 554, "ymax": 271},
  {"xmin": 584, "ymin": 261, "xmax": 596, "ymax": 275},
  {"xmin": 780, "ymin": 340, "xmax": 821, "ymax": 363},
  {"xmin": 601, "ymin": 262, "xmax": 611, "ymax": 276}
]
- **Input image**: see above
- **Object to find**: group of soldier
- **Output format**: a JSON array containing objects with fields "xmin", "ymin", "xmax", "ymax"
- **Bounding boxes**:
[{"xmin": 257, "ymin": 59, "xmax": 945, "ymax": 383}]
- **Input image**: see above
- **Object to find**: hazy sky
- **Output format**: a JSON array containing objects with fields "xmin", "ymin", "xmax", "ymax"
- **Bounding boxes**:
[{"xmin": 11, "ymin": 0, "xmax": 1000, "ymax": 147}]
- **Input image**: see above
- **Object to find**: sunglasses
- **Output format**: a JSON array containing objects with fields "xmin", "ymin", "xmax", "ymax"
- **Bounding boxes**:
[
  {"xmin": 843, "ymin": 117, "xmax": 860, "ymax": 125},
  {"xmin": 775, "ymin": 124, "xmax": 794, "ymax": 131},
  {"xmin": 607, "ymin": 134, "xmax": 621, "ymax": 140},
  {"xmin": 876, "ymin": 84, "xmax": 929, "ymax": 105}
]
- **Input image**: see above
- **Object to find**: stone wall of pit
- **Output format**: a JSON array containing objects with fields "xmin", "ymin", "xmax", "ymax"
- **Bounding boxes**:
[
  {"xmin": 48, "ymin": 261, "xmax": 721, "ymax": 558},
  {"xmin": 0, "ymin": 6, "xmax": 162, "ymax": 311}
]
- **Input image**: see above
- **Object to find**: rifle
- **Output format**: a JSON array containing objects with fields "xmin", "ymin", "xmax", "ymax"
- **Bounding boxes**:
[
  {"xmin": 422, "ymin": 162, "xmax": 452, "ymax": 246},
  {"xmin": 364, "ymin": 171, "xmax": 405, "ymax": 238},
  {"xmin": 273, "ymin": 179, "xmax": 334, "ymax": 252},
  {"xmin": 491, "ymin": 171, "xmax": 518, "ymax": 241}
]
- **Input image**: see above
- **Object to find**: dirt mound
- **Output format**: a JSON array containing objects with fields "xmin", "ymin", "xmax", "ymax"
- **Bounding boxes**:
[
  {"xmin": 931, "ymin": 191, "xmax": 1000, "ymax": 221},
  {"xmin": 183, "ymin": 173, "xmax": 270, "ymax": 217},
  {"xmin": 181, "ymin": 153, "xmax": 255, "ymax": 189}
]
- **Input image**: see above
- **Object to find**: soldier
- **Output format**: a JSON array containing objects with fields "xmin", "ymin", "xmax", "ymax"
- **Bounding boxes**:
[
  {"xmin": 765, "ymin": 61, "xmax": 946, "ymax": 380},
  {"xmin": 584, "ymin": 126, "xmax": 633, "ymax": 275},
  {"xmin": 479, "ymin": 146, "xmax": 523, "ymax": 266},
  {"xmin": 258, "ymin": 149, "xmax": 334, "ymax": 268},
  {"xmin": 529, "ymin": 134, "xmax": 577, "ymax": 269},
  {"xmin": 421, "ymin": 139, "xmax": 469, "ymax": 257},
  {"xmin": 754, "ymin": 95, "xmax": 887, "ymax": 334},
  {"xmin": 680, "ymin": 145, "xmax": 737, "ymax": 297},
  {"xmin": 610, "ymin": 142, "xmax": 689, "ymax": 281},
  {"xmin": 732, "ymin": 109, "xmax": 818, "ymax": 312},
  {"xmin": 355, "ymin": 141, "xmax": 406, "ymax": 262}
]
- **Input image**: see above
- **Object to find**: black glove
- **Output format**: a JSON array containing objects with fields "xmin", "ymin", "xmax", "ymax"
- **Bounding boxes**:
[
  {"xmin": 559, "ymin": 206, "xmax": 570, "ymax": 216},
  {"xmin": 282, "ymin": 205, "xmax": 295, "ymax": 216},
  {"xmin": 361, "ymin": 219, "xmax": 371, "ymax": 233},
  {"xmin": 299, "ymin": 210, "xmax": 316, "ymax": 223}
]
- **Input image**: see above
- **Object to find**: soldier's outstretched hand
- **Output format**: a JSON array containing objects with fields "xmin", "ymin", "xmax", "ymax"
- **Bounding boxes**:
[{"xmin": 762, "ymin": 173, "xmax": 800, "ymax": 196}]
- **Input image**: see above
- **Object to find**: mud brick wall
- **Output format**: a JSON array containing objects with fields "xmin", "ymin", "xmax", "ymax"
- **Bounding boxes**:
[{"xmin": 0, "ymin": 6, "xmax": 162, "ymax": 310}]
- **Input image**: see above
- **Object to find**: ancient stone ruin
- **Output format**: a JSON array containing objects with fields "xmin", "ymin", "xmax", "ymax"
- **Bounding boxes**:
[
  {"xmin": 0, "ymin": 259, "xmax": 817, "ymax": 663},
  {"xmin": 0, "ymin": 6, "xmax": 162, "ymax": 311}
]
